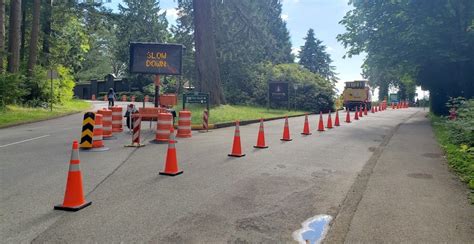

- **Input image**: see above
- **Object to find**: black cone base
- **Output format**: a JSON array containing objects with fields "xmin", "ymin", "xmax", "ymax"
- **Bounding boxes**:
[
  {"xmin": 159, "ymin": 171, "xmax": 183, "ymax": 176},
  {"xmin": 280, "ymin": 139, "xmax": 292, "ymax": 141},
  {"xmin": 54, "ymin": 201, "xmax": 91, "ymax": 212},
  {"xmin": 301, "ymin": 133, "xmax": 312, "ymax": 135},
  {"xmin": 228, "ymin": 154, "xmax": 246, "ymax": 157}
]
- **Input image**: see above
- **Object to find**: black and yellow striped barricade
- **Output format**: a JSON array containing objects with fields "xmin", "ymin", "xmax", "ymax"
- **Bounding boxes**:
[{"xmin": 80, "ymin": 112, "xmax": 95, "ymax": 149}]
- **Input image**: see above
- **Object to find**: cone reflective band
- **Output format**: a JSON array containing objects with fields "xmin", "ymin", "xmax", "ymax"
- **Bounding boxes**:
[
  {"xmin": 203, "ymin": 110, "xmax": 209, "ymax": 131},
  {"xmin": 354, "ymin": 107, "xmax": 359, "ymax": 120},
  {"xmin": 111, "ymin": 106, "xmax": 123, "ymax": 133},
  {"xmin": 334, "ymin": 110, "xmax": 340, "ymax": 126},
  {"xmin": 54, "ymin": 141, "xmax": 91, "ymax": 211},
  {"xmin": 327, "ymin": 112, "xmax": 333, "ymax": 129},
  {"xmin": 281, "ymin": 116, "xmax": 292, "ymax": 141},
  {"xmin": 176, "ymin": 111, "xmax": 192, "ymax": 138},
  {"xmin": 364, "ymin": 105, "xmax": 368, "ymax": 115},
  {"xmin": 153, "ymin": 113, "xmax": 173, "ymax": 143},
  {"xmin": 301, "ymin": 114, "xmax": 311, "ymax": 135},
  {"xmin": 254, "ymin": 118, "xmax": 268, "ymax": 148},
  {"xmin": 80, "ymin": 112, "xmax": 95, "ymax": 149},
  {"xmin": 98, "ymin": 109, "xmax": 113, "ymax": 139},
  {"xmin": 345, "ymin": 109, "xmax": 351, "ymax": 123},
  {"xmin": 160, "ymin": 127, "xmax": 183, "ymax": 176},
  {"xmin": 228, "ymin": 121, "xmax": 245, "ymax": 157}
]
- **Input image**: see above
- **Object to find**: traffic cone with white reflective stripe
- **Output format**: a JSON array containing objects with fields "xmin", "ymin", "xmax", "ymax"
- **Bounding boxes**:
[
  {"xmin": 254, "ymin": 118, "xmax": 269, "ymax": 148},
  {"xmin": 159, "ymin": 127, "xmax": 183, "ymax": 176},
  {"xmin": 327, "ymin": 111, "xmax": 333, "ymax": 129},
  {"xmin": 354, "ymin": 107, "xmax": 359, "ymax": 120},
  {"xmin": 301, "ymin": 114, "xmax": 312, "ymax": 135},
  {"xmin": 335, "ymin": 109, "xmax": 340, "ymax": 126},
  {"xmin": 281, "ymin": 116, "xmax": 292, "ymax": 141},
  {"xmin": 318, "ymin": 112, "xmax": 325, "ymax": 131},
  {"xmin": 345, "ymin": 109, "xmax": 351, "ymax": 123},
  {"xmin": 54, "ymin": 141, "xmax": 91, "ymax": 211},
  {"xmin": 229, "ymin": 121, "xmax": 246, "ymax": 157}
]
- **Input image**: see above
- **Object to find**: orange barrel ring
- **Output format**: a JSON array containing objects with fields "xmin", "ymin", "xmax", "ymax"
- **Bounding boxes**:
[
  {"xmin": 111, "ymin": 106, "xmax": 123, "ymax": 133},
  {"xmin": 154, "ymin": 112, "xmax": 173, "ymax": 143},
  {"xmin": 98, "ymin": 109, "xmax": 113, "ymax": 138},
  {"xmin": 176, "ymin": 111, "xmax": 192, "ymax": 138},
  {"xmin": 92, "ymin": 114, "xmax": 104, "ymax": 148}
]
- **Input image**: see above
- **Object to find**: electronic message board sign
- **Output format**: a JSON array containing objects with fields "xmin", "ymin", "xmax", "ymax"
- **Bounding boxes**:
[{"xmin": 129, "ymin": 42, "xmax": 183, "ymax": 75}]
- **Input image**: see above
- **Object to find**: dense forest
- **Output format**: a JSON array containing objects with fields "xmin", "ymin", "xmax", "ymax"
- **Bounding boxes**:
[{"xmin": 0, "ymin": 0, "xmax": 336, "ymax": 112}]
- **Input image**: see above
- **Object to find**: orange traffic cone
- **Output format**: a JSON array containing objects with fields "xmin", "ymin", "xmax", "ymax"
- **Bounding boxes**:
[
  {"xmin": 392, "ymin": 102, "xmax": 395, "ymax": 109},
  {"xmin": 375, "ymin": 105, "xmax": 378, "ymax": 112},
  {"xmin": 335, "ymin": 110, "xmax": 340, "ymax": 126},
  {"xmin": 229, "ymin": 121, "xmax": 246, "ymax": 157},
  {"xmin": 160, "ymin": 127, "xmax": 183, "ymax": 176},
  {"xmin": 327, "ymin": 111, "xmax": 333, "ymax": 129},
  {"xmin": 54, "ymin": 141, "xmax": 91, "ymax": 211},
  {"xmin": 254, "ymin": 118, "xmax": 268, "ymax": 148},
  {"xmin": 281, "ymin": 116, "xmax": 292, "ymax": 141},
  {"xmin": 359, "ymin": 106, "xmax": 363, "ymax": 117},
  {"xmin": 354, "ymin": 107, "xmax": 359, "ymax": 120},
  {"xmin": 345, "ymin": 109, "xmax": 351, "ymax": 123},
  {"xmin": 318, "ymin": 112, "xmax": 325, "ymax": 131},
  {"xmin": 371, "ymin": 105, "xmax": 375, "ymax": 113},
  {"xmin": 301, "ymin": 114, "xmax": 312, "ymax": 135},
  {"xmin": 364, "ymin": 105, "xmax": 368, "ymax": 115}
]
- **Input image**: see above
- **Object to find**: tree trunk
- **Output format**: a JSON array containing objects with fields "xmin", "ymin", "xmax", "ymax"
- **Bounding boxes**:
[
  {"xmin": 42, "ymin": 0, "xmax": 52, "ymax": 65},
  {"xmin": 27, "ymin": 0, "xmax": 40, "ymax": 75},
  {"xmin": 20, "ymin": 0, "xmax": 26, "ymax": 61},
  {"xmin": 7, "ymin": 0, "xmax": 21, "ymax": 73},
  {"xmin": 193, "ymin": 0, "xmax": 225, "ymax": 105},
  {"xmin": 0, "ymin": 0, "xmax": 5, "ymax": 73}
]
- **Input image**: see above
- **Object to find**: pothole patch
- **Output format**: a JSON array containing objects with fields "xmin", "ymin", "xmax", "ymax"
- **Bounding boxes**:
[
  {"xmin": 293, "ymin": 214, "xmax": 332, "ymax": 244},
  {"xmin": 422, "ymin": 153, "xmax": 442, "ymax": 158},
  {"xmin": 407, "ymin": 173, "xmax": 433, "ymax": 179}
]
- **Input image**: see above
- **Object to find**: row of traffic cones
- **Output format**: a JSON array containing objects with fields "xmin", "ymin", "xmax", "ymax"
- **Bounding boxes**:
[{"xmin": 56, "ymin": 127, "xmax": 183, "ymax": 212}]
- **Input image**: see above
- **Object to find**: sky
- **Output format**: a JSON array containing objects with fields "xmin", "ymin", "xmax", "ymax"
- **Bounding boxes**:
[{"xmin": 102, "ymin": 0, "xmax": 366, "ymax": 94}]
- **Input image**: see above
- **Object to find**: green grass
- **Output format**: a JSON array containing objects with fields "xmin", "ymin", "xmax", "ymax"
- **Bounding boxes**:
[
  {"xmin": 0, "ymin": 100, "xmax": 92, "ymax": 128},
  {"xmin": 431, "ymin": 115, "xmax": 474, "ymax": 204},
  {"xmin": 175, "ymin": 104, "xmax": 306, "ymax": 124}
]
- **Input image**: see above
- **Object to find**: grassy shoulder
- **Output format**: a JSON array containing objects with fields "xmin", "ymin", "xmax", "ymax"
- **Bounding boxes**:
[
  {"xmin": 430, "ymin": 115, "xmax": 474, "ymax": 203},
  {"xmin": 0, "ymin": 99, "xmax": 91, "ymax": 128},
  {"xmin": 175, "ymin": 104, "xmax": 306, "ymax": 125}
]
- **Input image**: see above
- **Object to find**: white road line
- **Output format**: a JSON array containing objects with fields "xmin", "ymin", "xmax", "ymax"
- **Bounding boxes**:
[{"xmin": 0, "ymin": 135, "xmax": 51, "ymax": 148}]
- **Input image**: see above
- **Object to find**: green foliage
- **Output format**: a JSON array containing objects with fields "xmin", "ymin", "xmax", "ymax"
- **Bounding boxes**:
[
  {"xmin": 432, "ymin": 99, "xmax": 474, "ymax": 203},
  {"xmin": 25, "ymin": 65, "xmax": 75, "ymax": 106},
  {"xmin": 0, "ymin": 73, "xmax": 27, "ymax": 107},
  {"xmin": 224, "ymin": 63, "xmax": 335, "ymax": 112},
  {"xmin": 443, "ymin": 98, "xmax": 474, "ymax": 146},
  {"xmin": 339, "ymin": 0, "xmax": 474, "ymax": 115},
  {"xmin": 299, "ymin": 28, "xmax": 337, "ymax": 83}
]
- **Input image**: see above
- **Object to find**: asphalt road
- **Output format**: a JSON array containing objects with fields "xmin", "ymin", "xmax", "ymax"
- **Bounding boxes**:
[{"xmin": 1, "ymin": 104, "xmax": 471, "ymax": 243}]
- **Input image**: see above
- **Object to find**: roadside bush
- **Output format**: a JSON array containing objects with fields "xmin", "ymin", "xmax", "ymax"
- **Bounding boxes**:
[
  {"xmin": 25, "ymin": 65, "xmax": 75, "ymax": 106},
  {"xmin": 224, "ymin": 62, "xmax": 335, "ymax": 112},
  {"xmin": 444, "ymin": 98, "xmax": 474, "ymax": 146},
  {"xmin": 0, "ymin": 73, "xmax": 27, "ymax": 107}
]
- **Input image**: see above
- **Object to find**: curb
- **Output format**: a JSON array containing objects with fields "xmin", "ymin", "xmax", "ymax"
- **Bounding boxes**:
[
  {"xmin": 0, "ymin": 111, "xmax": 85, "ymax": 129},
  {"xmin": 189, "ymin": 113, "xmax": 310, "ymax": 130}
]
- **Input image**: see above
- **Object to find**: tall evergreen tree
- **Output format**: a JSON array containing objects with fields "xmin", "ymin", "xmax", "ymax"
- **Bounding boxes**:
[
  {"xmin": 7, "ymin": 0, "xmax": 21, "ymax": 73},
  {"xmin": 116, "ymin": 0, "xmax": 170, "ymax": 69},
  {"xmin": 0, "ymin": 0, "xmax": 4, "ymax": 73},
  {"xmin": 299, "ymin": 28, "xmax": 337, "ymax": 82},
  {"xmin": 27, "ymin": 0, "xmax": 40, "ymax": 75}
]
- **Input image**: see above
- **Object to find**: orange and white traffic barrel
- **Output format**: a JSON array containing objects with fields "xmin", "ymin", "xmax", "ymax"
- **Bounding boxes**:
[
  {"xmin": 152, "ymin": 112, "xmax": 173, "ymax": 143},
  {"xmin": 91, "ymin": 94, "xmax": 96, "ymax": 101},
  {"xmin": 90, "ymin": 113, "xmax": 109, "ymax": 152},
  {"xmin": 98, "ymin": 109, "xmax": 114, "ymax": 139},
  {"xmin": 93, "ymin": 114, "xmax": 104, "ymax": 148},
  {"xmin": 111, "ymin": 106, "xmax": 123, "ymax": 133},
  {"xmin": 176, "ymin": 111, "xmax": 192, "ymax": 138}
]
